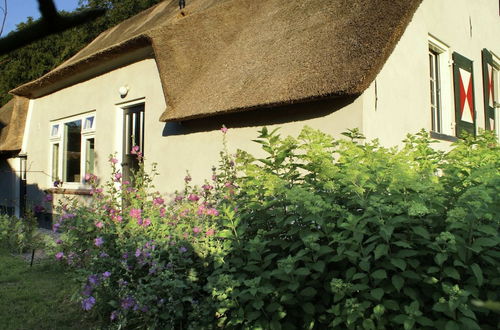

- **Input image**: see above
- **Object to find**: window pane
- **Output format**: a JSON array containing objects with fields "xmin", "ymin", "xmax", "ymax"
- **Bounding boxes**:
[
  {"xmin": 51, "ymin": 124, "xmax": 59, "ymax": 137},
  {"xmin": 85, "ymin": 138, "xmax": 95, "ymax": 175},
  {"xmin": 84, "ymin": 116, "xmax": 95, "ymax": 130},
  {"xmin": 64, "ymin": 120, "xmax": 82, "ymax": 182},
  {"xmin": 52, "ymin": 144, "xmax": 59, "ymax": 181}
]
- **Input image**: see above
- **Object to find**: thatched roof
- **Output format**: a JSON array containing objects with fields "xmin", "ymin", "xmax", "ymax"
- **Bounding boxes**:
[
  {"xmin": 0, "ymin": 96, "xmax": 29, "ymax": 154},
  {"xmin": 11, "ymin": 0, "xmax": 422, "ymax": 122}
]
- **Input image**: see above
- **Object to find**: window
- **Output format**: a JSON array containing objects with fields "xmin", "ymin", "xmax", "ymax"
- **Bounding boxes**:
[
  {"xmin": 50, "ymin": 113, "xmax": 96, "ymax": 186},
  {"xmin": 428, "ymin": 36, "xmax": 454, "ymax": 137}
]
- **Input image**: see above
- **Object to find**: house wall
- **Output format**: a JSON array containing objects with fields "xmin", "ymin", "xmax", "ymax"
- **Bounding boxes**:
[
  {"xmin": 24, "ymin": 57, "xmax": 364, "ymax": 205},
  {"xmin": 362, "ymin": 0, "xmax": 500, "ymax": 148},
  {"xmin": 0, "ymin": 157, "xmax": 20, "ymax": 216}
]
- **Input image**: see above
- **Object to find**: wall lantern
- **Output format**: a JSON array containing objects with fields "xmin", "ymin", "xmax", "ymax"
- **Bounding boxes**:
[{"xmin": 119, "ymin": 86, "xmax": 129, "ymax": 98}]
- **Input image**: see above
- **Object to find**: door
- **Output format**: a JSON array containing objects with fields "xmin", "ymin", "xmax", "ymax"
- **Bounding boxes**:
[{"xmin": 122, "ymin": 104, "xmax": 145, "ymax": 184}]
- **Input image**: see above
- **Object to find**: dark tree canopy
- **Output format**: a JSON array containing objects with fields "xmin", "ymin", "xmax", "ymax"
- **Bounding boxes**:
[{"xmin": 0, "ymin": 0, "xmax": 163, "ymax": 106}]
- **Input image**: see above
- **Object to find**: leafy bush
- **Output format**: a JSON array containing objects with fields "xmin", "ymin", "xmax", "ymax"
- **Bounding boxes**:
[
  {"xmin": 0, "ymin": 210, "xmax": 41, "ymax": 253},
  {"xmin": 52, "ymin": 127, "xmax": 499, "ymax": 329}
]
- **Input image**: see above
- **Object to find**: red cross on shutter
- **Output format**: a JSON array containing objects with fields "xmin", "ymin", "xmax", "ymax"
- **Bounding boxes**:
[{"xmin": 459, "ymin": 68, "xmax": 474, "ymax": 123}]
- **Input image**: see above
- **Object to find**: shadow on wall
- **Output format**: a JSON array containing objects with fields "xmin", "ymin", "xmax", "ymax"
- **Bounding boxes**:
[{"xmin": 162, "ymin": 95, "xmax": 360, "ymax": 136}]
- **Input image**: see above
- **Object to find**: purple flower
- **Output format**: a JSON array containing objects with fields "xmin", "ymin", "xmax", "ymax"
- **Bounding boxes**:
[
  {"xmin": 110, "ymin": 311, "xmax": 118, "ymax": 321},
  {"xmin": 88, "ymin": 274, "xmax": 99, "ymax": 285},
  {"xmin": 99, "ymin": 252, "xmax": 109, "ymax": 258},
  {"xmin": 121, "ymin": 296, "xmax": 136, "ymax": 310},
  {"xmin": 94, "ymin": 237, "xmax": 104, "ymax": 247},
  {"xmin": 179, "ymin": 246, "xmax": 188, "ymax": 253},
  {"xmin": 53, "ymin": 180, "xmax": 61, "ymax": 187},
  {"xmin": 122, "ymin": 252, "xmax": 129, "ymax": 259},
  {"xmin": 82, "ymin": 284, "xmax": 93, "ymax": 296},
  {"xmin": 33, "ymin": 205, "xmax": 45, "ymax": 213},
  {"xmin": 55, "ymin": 252, "xmax": 64, "ymax": 260},
  {"xmin": 44, "ymin": 194, "xmax": 53, "ymax": 202},
  {"xmin": 82, "ymin": 296, "xmax": 96, "ymax": 311},
  {"xmin": 55, "ymin": 239, "xmax": 63, "ymax": 245},
  {"xmin": 102, "ymin": 271, "xmax": 111, "ymax": 278},
  {"xmin": 135, "ymin": 248, "xmax": 141, "ymax": 257},
  {"xmin": 52, "ymin": 223, "xmax": 60, "ymax": 232}
]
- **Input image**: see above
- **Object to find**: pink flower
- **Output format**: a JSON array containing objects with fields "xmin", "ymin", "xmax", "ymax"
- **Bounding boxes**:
[
  {"xmin": 130, "ymin": 208, "xmax": 142, "ymax": 219},
  {"xmin": 174, "ymin": 195, "xmax": 183, "ymax": 202},
  {"xmin": 206, "ymin": 229, "xmax": 215, "ymax": 237},
  {"xmin": 153, "ymin": 197, "xmax": 164, "ymax": 206},
  {"xmin": 110, "ymin": 157, "xmax": 118, "ymax": 164},
  {"xmin": 193, "ymin": 226, "xmax": 201, "ymax": 234},
  {"xmin": 95, "ymin": 221, "xmax": 104, "ymax": 229},
  {"xmin": 188, "ymin": 194, "xmax": 199, "ymax": 202},
  {"xmin": 131, "ymin": 145, "xmax": 140, "ymax": 154},
  {"xmin": 159, "ymin": 208, "xmax": 166, "ymax": 217},
  {"xmin": 184, "ymin": 175, "xmax": 192, "ymax": 183},
  {"xmin": 211, "ymin": 174, "xmax": 217, "ymax": 181},
  {"xmin": 85, "ymin": 173, "xmax": 92, "ymax": 181},
  {"xmin": 112, "ymin": 215, "xmax": 123, "ymax": 222},
  {"xmin": 123, "ymin": 180, "xmax": 130, "ymax": 185},
  {"xmin": 114, "ymin": 173, "xmax": 122, "ymax": 182},
  {"xmin": 221, "ymin": 125, "xmax": 228, "ymax": 134},
  {"xmin": 55, "ymin": 252, "xmax": 64, "ymax": 260},
  {"xmin": 202, "ymin": 184, "xmax": 213, "ymax": 191},
  {"xmin": 207, "ymin": 208, "xmax": 219, "ymax": 216},
  {"xmin": 142, "ymin": 218, "xmax": 151, "ymax": 227}
]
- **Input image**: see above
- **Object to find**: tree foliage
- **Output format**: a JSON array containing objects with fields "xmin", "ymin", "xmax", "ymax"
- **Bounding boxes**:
[{"xmin": 0, "ymin": 0, "xmax": 162, "ymax": 106}]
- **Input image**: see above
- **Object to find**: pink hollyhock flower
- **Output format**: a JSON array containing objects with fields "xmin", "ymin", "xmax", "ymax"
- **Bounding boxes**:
[
  {"xmin": 184, "ymin": 175, "xmax": 192, "ymax": 183},
  {"xmin": 174, "ymin": 195, "xmax": 183, "ymax": 202},
  {"xmin": 197, "ymin": 205, "xmax": 206, "ymax": 216},
  {"xmin": 159, "ymin": 208, "xmax": 166, "ymax": 217},
  {"xmin": 85, "ymin": 173, "xmax": 92, "ymax": 181},
  {"xmin": 142, "ymin": 218, "xmax": 151, "ymax": 227},
  {"xmin": 207, "ymin": 208, "xmax": 219, "ymax": 216},
  {"xmin": 180, "ymin": 209, "xmax": 189, "ymax": 218},
  {"xmin": 153, "ymin": 197, "xmax": 164, "ymax": 206},
  {"xmin": 202, "ymin": 184, "xmax": 213, "ymax": 191},
  {"xmin": 112, "ymin": 215, "xmax": 122, "ymax": 222},
  {"xmin": 130, "ymin": 208, "xmax": 142, "ymax": 219},
  {"xmin": 94, "ymin": 237, "xmax": 104, "ymax": 247},
  {"xmin": 114, "ymin": 173, "xmax": 122, "ymax": 182},
  {"xmin": 188, "ymin": 194, "xmax": 199, "ymax": 202},
  {"xmin": 131, "ymin": 145, "xmax": 140, "ymax": 154},
  {"xmin": 95, "ymin": 221, "xmax": 104, "ymax": 229},
  {"xmin": 211, "ymin": 174, "xmax": 217, "ymax": 181},
  {"xmin": 193, "ymin": 226, "xmax": 201, "ymax": 234},
  {"xmin": 123, "ymin": 180, "xmax": 130, "ymax": 185},
  {"xmin": 221, "ymin": 125, "xmax": 228, "ymax": 134},
  {"xmin": 206, "ymin": 229, "xmax": 215, "ymax": 237},
  {"xmin": 110, "ymin": 157, "xmax": 118, "ymax": 164},
  {"xmin": 55, "ymin": 252, "xmax": 64, "ymax": 260}
]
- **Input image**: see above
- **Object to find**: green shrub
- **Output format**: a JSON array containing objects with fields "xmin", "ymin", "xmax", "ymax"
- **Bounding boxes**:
[
  {"xmin": 52, "ymin": 127, "xmax": 499, "ymax": 329},
  {"xmin": 208, "ymin": 128, "xmax": 499, "ymax": 329},
  {"xmin": 0, "ymin": 210, "xmax": 41, "ymax": 253}
]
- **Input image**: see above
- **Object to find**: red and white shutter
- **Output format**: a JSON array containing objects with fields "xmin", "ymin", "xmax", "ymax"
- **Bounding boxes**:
[
  {"xmin": 482, "ymin": 49, "xmax": 495, "ymax": 131},
  {"xmin": 453, "ymin": 52, "xmax": 476, "ymax": 137}
]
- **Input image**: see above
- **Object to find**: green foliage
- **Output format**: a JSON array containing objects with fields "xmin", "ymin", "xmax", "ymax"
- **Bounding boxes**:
[
  {"xmin": 0, "ymin": 210, "xmax": 41, "ymax": 253},
  {"xmin": 208, "ymin": 128, "xmax": 500, "ymax": 329},
  {"xmin": 0, "ymin": 1, "xmax": 163, "ymax": 107},
  {"xmin": 51, "ymin": 127, "xmax": 499, "ymax": 329}
]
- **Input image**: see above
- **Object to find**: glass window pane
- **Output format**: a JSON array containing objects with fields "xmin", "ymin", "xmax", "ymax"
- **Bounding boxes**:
[
  {"xmin": 51, "ymin": 124, "xmax": 59, "ymax": 137},
  {"xmin": 64, "ymin": 120, "xmax": 82, "ymax": 182},
  {"xmin": 52, "ymin": 144, "xmax": 59, "ymax": 181},
  {"xmin": 85, "ymin": 138, "xmax": 95, "ymax": 176},
  {"xmin": 84, "ymin": 116, "xmax": 95, "ymax": 130}
]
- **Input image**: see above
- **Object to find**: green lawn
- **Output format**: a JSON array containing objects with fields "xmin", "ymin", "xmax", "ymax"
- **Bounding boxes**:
[{"xmin": 0, "ymin": 249, "xmax": 97, "ymax": 330}]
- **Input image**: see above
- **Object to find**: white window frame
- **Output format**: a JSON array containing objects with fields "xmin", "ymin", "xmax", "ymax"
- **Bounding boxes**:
[
  {"xmin": 49, "ymin": 112, "xmax": 96, "ymax": 188},
  {"xmin": 428, "ymin": 35, "xmax": 454, "ymax": 136}
]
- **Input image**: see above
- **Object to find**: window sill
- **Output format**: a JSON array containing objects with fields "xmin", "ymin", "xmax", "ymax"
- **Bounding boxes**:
[
  {"xmin": 430, "ymin": 131, "xmax": 458, "ymax": 142},
  {"xmin": 46, "ymin": 188, "xmax": 92, "ymax": 196}
]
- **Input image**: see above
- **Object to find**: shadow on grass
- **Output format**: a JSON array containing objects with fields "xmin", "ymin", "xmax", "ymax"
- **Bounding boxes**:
[{"xmin": 0, "ymin": 249, "xmax": 99, "ymax": 329}]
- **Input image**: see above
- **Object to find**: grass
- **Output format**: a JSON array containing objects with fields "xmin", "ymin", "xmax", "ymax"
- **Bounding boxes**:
[{"xmin": 0, "ymin": 248, "xmax": 98, "ymax": 330}]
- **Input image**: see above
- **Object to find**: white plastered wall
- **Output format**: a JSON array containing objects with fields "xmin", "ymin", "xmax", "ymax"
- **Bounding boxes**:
[
  {"xmin": 362, "ymin": 0, "xmax": 500, "ymax": 148},
  {"xmin": 25, "ymin": 57, "xmax": 364, "ymax": 199}
]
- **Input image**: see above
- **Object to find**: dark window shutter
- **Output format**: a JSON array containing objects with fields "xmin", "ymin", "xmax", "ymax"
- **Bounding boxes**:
[
  {"xmin": 452, "ymin": 52, "xmax": 476, "ymax": 137},
  {"xmin": 482, "ymin": 49, "xmax": 495, "ymax": 131}
]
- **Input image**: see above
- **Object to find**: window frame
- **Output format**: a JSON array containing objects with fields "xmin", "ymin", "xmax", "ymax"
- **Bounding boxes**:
[
  {"xmin": 49, "ymin": 112, "xmax": 96, "ymax": 188},
  {"xmin": 428, "ymin": 35, "xmax": 454, "ymax": 137},
  {"xmin": 492, "ymin": 52, "xmax": 500, "ymax": 140}
]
